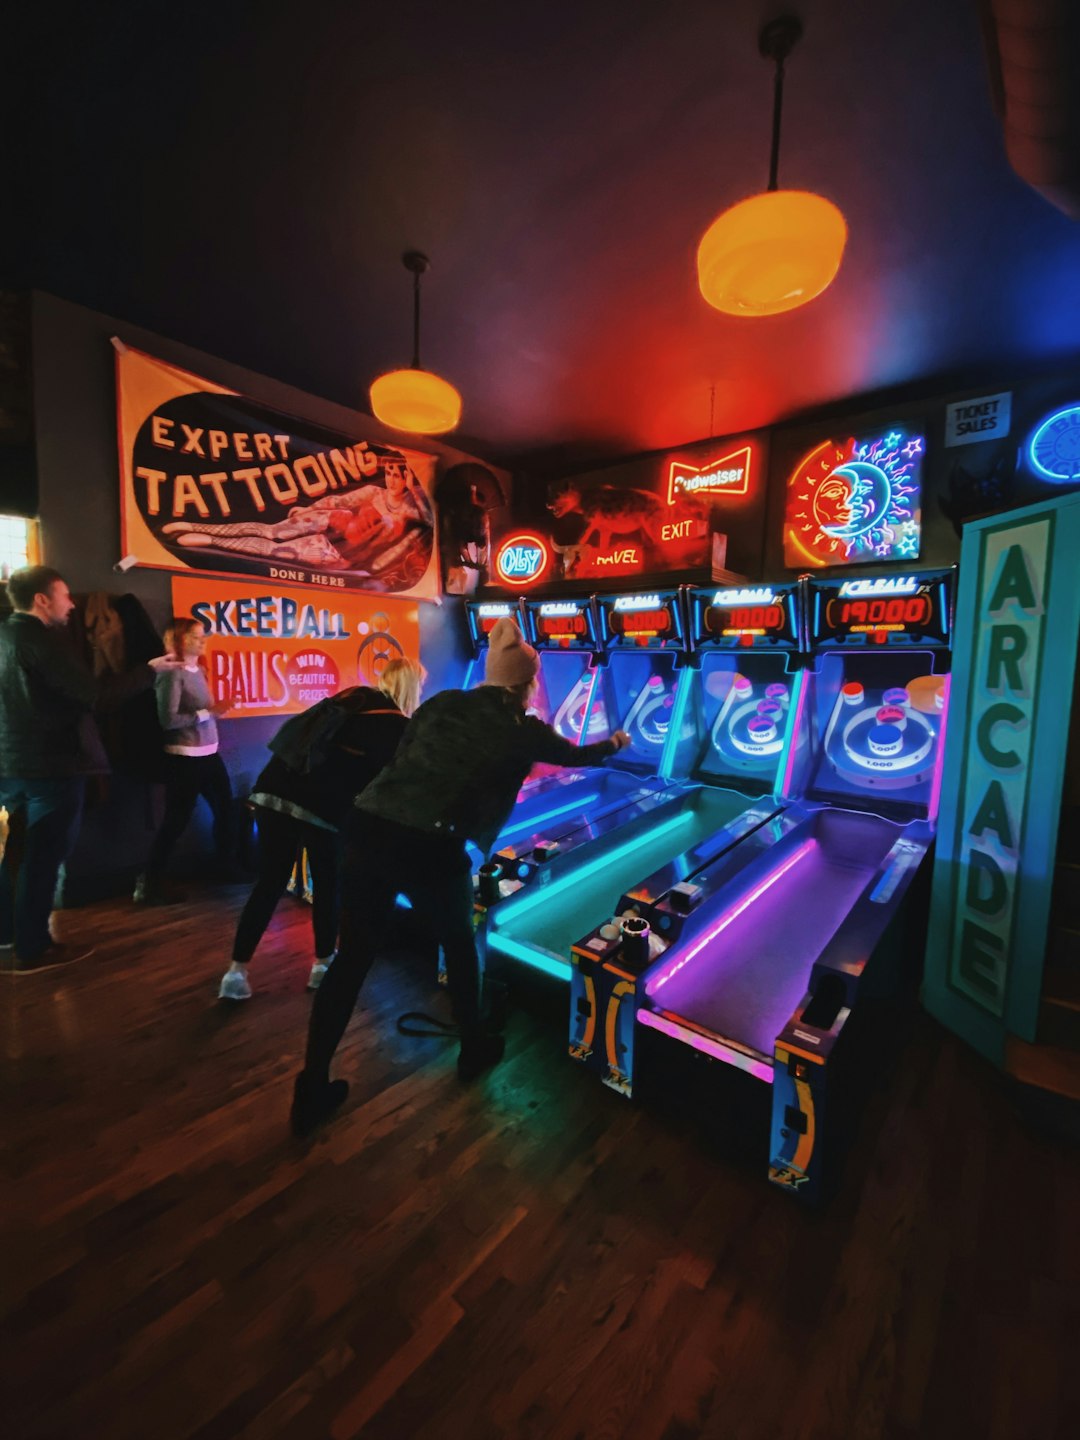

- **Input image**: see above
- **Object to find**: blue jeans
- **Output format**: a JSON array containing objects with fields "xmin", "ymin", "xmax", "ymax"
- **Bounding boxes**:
[{"xmin": 0, "ymin": 777, "xmax": 86, "ymax": 959}]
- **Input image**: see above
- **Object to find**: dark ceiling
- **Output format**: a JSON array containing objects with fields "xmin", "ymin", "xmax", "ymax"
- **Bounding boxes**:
[{"xmin": 14, "ymin": 0, "xmax": 1080, "ymax": 470}]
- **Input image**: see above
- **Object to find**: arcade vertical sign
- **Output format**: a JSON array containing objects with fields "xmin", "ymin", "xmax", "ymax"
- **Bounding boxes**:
[
  {"xmin": 946, "ymin": 523, "xmax": 1048, "ymax": 1014},
  {"xmin": 924, "ymin": 497, "xmax": 1080, "ymax": 1064}
]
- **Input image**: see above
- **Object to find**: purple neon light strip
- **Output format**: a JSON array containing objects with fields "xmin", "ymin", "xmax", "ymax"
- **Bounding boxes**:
[
  {"xmin": 927, "ymin": 674, "xmax": 951, "ymax": 824},
  {"xmin": 649, "ymin": 838, "xmax": 818, "ymax": 992},
  {"xmin": 779, "ymin": 670, "xmax": 808, "ymax": 799},
  {"xmin": 637, "ymin": 1009, "xmax": 774, "ymax": 1083}
]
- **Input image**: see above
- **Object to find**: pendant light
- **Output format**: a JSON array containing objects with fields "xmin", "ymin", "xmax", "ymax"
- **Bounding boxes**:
[
  {"xmin": 369, "ymin": 251, "xmax": 462, "ymax": 434},
  {"xmin": 697, "ymin": 16, "xmax": 847, "ymax": 317}
]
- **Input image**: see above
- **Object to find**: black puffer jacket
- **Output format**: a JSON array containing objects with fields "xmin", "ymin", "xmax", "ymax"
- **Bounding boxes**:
[
  {"xmin": 0, "ymin": 613, "xmax": 96, "ymax": 778},
  {"xmin": 252, "ymin": 688, "xmax": 408, "ymax": 830},
  {"xmin": 355, "ymin": 684, "xmax": 619, "ymax": 853}
]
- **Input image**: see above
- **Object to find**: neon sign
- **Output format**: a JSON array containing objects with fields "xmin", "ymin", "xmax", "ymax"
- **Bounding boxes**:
[
  {"xmin": 587, "ymin": 548, "xmax": 640, "ymax": 572},
  {"xmin": 839, "ymin": 576, "xmax": 919, "ymax": 597},
  {"xmin": 494, "ymin": 533, "xmax": 550, "ymax": 587},
  {"xmin": 713, "ymin": 586, "xmax": 776, "ymax": 606},
  {"xmin": 614, "ymin": 594, "xmax": 662, "ymax": 611},
  {"xmin": 1027, "ymin": 404, "xmax": 1080, "ymax": 483},
  {"xmin": 540, "ymin": 602, "xmax": 583, "ymax": 616},
  {"xmin": 478, "ymin": 602, "xmax": 514, "ymax": 616},
  {"xmin": 668, "ymin": 445, "xmax": 752, "ymax": 505},
  {"xmin": 783, "ymin": 428, "xmax": 924, "ymax": 568}
]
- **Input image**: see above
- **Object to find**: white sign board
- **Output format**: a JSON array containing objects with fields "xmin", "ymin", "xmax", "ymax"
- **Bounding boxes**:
[{"xmin": 945, "ymin": 392, "xmax": 1011, "ymax": 448}]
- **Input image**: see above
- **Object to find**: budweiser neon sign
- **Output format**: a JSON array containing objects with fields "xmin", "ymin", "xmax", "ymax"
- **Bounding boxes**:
[{"xmin": 667, "ymin": 445, "xmax": 753, "ymax": 505}]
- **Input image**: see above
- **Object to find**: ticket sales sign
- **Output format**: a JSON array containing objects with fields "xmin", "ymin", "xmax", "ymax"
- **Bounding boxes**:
[{"xmin": 171, "ymin": 574, "xmax": 420, "ymax": 718}]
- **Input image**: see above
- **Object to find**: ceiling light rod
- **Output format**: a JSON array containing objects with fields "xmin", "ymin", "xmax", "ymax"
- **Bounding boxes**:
[
  {"xmin": 403, "ymin": 250, "xmax": 429, "ymax": 370},
  {"xmin": 760, "ymin": 15, "xmax": 802, "ymax": 193},
  {"xmin": 695, "ymin": 11, "xmax": 845, "ymax": 317},
  {"xmin": 369, "ymin": 249, "xmax": 462, "ymax": 434}
]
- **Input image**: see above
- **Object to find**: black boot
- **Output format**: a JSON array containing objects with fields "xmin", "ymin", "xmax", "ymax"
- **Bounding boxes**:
[{"xmin": 290, "ymin": 1073, "xmax": 349, "ymax": 1137}]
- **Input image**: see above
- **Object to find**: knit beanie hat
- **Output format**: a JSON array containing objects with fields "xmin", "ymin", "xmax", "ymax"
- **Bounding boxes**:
[{"xmin": 484, "ymin": 616, "xmax": 540, "ymax": 687}]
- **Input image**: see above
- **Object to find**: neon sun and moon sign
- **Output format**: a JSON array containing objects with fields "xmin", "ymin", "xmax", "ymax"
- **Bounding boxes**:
[{"xmin": 783, "ymin": 427, "xmax": 924, "ymax": 569}]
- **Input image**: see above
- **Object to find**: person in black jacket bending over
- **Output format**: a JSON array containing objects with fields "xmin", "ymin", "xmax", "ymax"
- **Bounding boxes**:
[
  {"xmin": 291, "ymin": 617, "xmax": 630, "ymax": 1136},
  {"xmin": 0, "ymin": 568, "xmax": 104, "ymax": 971},
  {"xmin": 219, "ymin": 658, "xmax": 424, "ymax": 1002}
]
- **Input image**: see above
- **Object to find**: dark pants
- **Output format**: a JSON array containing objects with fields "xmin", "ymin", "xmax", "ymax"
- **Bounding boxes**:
[
  {"xmin": 145, "ymin": 752, "xmax": 234, "ymax": 875},
  {"xmin": 304, "ymin": 814, "xmax": 483, "ymax": 1083},
  {"xmin": 232, "ymin": 806, "xmax": 340, "ymax": 964},
  {"xmin": 0, "ymin": 776, "xmax": 86, "ymax": 960}
]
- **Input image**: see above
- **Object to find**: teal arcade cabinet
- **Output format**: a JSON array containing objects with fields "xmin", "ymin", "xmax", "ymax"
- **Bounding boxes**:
[{"xmin": 924, "ymin": 489, "xmax": 1080, "ymax": 1089}]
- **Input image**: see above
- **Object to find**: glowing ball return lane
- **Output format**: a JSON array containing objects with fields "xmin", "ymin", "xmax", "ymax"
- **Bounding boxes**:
[
  {"xmin": 488, "ymin": 582, "xmax": 804, "ymax": 982},
  {"xmin": 452, "ymin": 594, "xmax": 682, "ymax": 986},
  {"xmin": 569, "ymin": 569, "xmax": 955, "ymax": 1204}
]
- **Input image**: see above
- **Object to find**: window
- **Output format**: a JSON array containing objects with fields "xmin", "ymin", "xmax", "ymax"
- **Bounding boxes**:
[{"xmin": 0, "ymin": 516, "xmax": 40, "ymax": 580}]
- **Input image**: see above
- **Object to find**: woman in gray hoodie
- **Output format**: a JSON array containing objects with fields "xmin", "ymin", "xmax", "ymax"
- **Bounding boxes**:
[{"xmin": 134, "ymin": 618, "xmax": 232, "ymax": 903}]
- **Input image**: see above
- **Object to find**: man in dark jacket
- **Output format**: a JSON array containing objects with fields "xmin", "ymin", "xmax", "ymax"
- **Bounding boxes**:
[
  {"xmin": 291, "ymin": 616, "xmax": 630, "ymax": 1136},
  {"xmin": 0, "ymin": 566, "xmax": 98, "ymax": 970}
]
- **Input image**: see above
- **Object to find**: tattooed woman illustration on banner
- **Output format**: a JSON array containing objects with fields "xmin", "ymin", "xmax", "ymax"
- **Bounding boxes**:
[{"xmin": 162, "ymin": 455, "xmax": 435, "ymax": 592}]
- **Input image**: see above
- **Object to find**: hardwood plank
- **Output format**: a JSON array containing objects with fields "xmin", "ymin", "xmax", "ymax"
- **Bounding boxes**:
[{"xmin": 1, "ymin": 887, "xmax": 1077, "ymax": 1440}]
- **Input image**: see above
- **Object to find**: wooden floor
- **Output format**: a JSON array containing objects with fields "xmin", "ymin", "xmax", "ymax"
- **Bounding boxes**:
[{"xmin": 2, "ymin": 888, "xmax": 1076, "ymax": 1440}]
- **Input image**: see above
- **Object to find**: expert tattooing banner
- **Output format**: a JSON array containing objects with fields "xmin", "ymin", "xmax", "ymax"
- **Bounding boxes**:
[
  {"xmin": 114, "ymin": 343, "xmax": 440, "ymax": 599},
  {"xmin": 171, "ymin": 574, "xmax": 420, "ymax": 717}
]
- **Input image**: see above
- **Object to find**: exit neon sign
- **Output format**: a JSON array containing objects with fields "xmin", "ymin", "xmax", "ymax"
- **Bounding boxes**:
[
  {"xmin": 495, "ymin": 533, "xmax": 550, "ymax": 587},
  {"xmin": 668, "ymin": 445, "xmax": 753, "ymax": 505}
]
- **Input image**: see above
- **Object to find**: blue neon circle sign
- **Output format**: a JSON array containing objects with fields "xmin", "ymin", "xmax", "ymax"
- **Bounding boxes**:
[{"xmin": 1028, "ymin": 404, "xmax": 1080, "ymax": 483}]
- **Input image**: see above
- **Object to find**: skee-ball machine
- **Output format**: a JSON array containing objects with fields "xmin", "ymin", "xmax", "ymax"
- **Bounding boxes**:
[
  {"xmin": 570, "ymin": 569, "xmax": 955, "ymax": 1202},
  {"xmin": 568, "ymin": 579, "xmax": 804, "ymax": 1088},
  {"xmin": 480, "ymin": 583, "xmax": 802, "ymax": 987}
]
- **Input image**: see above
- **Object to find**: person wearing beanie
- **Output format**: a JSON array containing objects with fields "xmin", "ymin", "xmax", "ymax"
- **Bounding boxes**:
[{"xmin": 290, "ymin": 616, "xmax": 630, "ymax": 1137}]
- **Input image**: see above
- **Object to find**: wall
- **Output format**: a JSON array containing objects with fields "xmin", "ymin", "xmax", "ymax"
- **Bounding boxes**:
[{"xmin": 30, "ymin": 292, "xmax": 492, "ymax": 897}]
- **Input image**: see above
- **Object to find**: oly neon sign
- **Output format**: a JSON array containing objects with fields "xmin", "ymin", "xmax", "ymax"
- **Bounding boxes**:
[{"xmin": 495, "ymin": 533, "xmax": 550, "ymax": 587}]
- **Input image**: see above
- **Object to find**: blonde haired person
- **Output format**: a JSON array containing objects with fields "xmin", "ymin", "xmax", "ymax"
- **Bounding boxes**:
[{"xmin": 219, "ymin": 657, "xmax": 425, "ymax": 1001}]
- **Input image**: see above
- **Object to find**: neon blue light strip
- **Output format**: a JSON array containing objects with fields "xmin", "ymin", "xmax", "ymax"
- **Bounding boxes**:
[
  {"xmin": 487, "ymin": 932, "xmax": 572, "ymax": 982},
  {"xmin": 777, "ymin": 668, "xmax": 806, "ymax": 798},
  {"xmin": 394, "ymin": 893, "xmax": 413, "ymax": 910},
  {"xmin": 463, "ymin": 658, "xmax": 478, "ymax": 690},
  {"xmin": 500, "ymin": 792, "xmax": 600, "ymax": 838},
  {"xmin": 581, "ymin": 668, "xmax": 603, "ymax": 743},
  {"xmin": 495, "ymin": 809, "xmax": 696, "ymax": 925},
  {"xmin": 660, "ymin": 668, "xmax": 693, "ymax": 779}
]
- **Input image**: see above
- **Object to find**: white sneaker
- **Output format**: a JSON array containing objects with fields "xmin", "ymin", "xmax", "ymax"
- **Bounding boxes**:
[
  {"xmin": 307, "ymin": 955, "xmax": 334, "ymax": 991},
  {"xmin": 218, "ymin": 967, "xmax": 252, "ymax": 1001}
]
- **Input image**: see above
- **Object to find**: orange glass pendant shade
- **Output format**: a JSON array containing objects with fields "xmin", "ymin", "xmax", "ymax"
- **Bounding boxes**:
[
  {"xmin": 369, "ymin": 367, "xmax": 462, "ymax": 435},
  {"xmin": 697, "ymin": 189, "xmax": 847, "ymax": 317}
]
